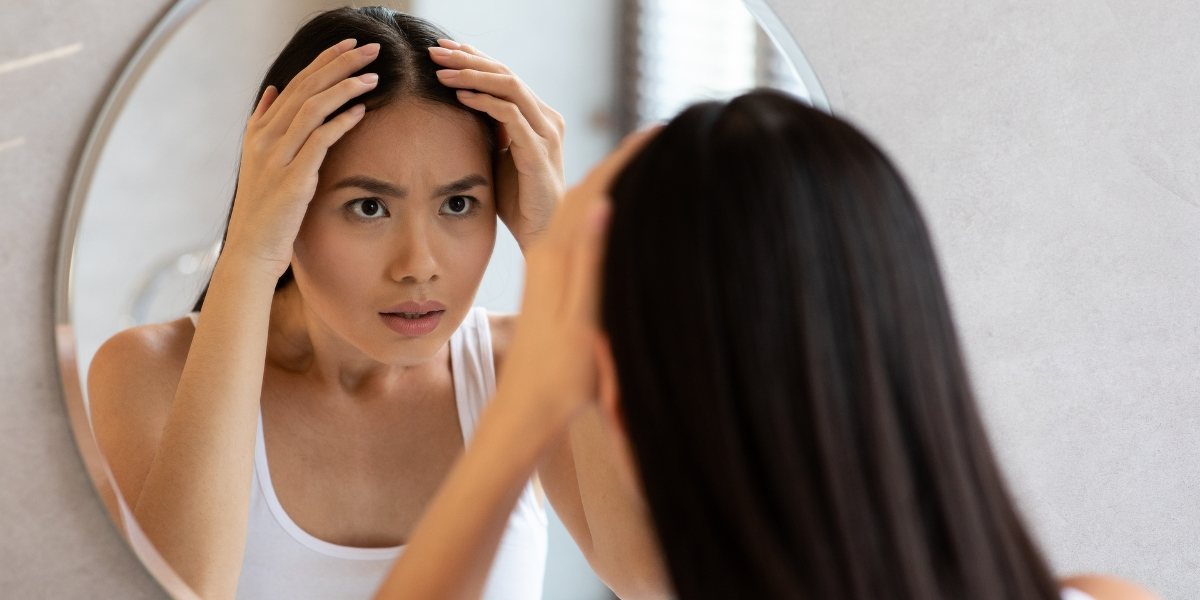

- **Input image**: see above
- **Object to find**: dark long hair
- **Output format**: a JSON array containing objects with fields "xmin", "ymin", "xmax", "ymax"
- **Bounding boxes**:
[
  {"xmin": 194, "ymin": 6, "xmax": 496, "ymax": 310},
  {"xmin": 602, "ymin": 90, "xmax": 1060, "ymax": 600}
]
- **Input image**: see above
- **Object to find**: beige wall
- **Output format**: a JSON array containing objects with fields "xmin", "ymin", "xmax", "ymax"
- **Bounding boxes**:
[
  {"xmin": 0, "ymin": 0, "xmax": 1196, "ymax": 597},
  {"xmin": 778, "ymin": 1, "xmax": 1200, "ymax": 596},
  {"xmin": 0, "ymin": 1, "xmax": 177, "ymax": 595}
]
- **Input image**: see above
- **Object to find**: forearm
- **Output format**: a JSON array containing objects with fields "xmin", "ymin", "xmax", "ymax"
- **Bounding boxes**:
[
  {"xmin": 565, "ymin": 409, "xmax": 671, "ymax": 600},
  {"xmin": 133, "ymin": 256, "xmax": 277, "ymax": 599},
  {"xmin": 373, "ymin": 388, "xmax": 572, "ymax": 600}
]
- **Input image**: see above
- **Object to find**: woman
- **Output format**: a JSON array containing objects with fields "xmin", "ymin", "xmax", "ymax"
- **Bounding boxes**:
[
  {"xmin": 89, "ymin": 7, "xmax": 658, "ymax": 600},
  {"xmin": 371, "ymin": 91, "xmax": 1160, "ymax": 600}
]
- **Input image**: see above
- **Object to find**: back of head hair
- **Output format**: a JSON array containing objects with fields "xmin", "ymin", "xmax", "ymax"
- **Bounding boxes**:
[
  {"xmin": 194, "ymin": 6, "xmax": 495, "ymax": 310},
  {"xmin": 602, "ymin": 90, "xmax": 1060, "ymax": 600}
]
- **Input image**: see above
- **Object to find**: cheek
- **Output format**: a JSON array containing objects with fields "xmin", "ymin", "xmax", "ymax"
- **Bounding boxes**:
[
  {"xmin": 293, "ymin": 216, "xmax": 381, "ymax": 303},
  {"xmin": 437, "ymin": 217, "xmax": 497, "ymax": 291}
]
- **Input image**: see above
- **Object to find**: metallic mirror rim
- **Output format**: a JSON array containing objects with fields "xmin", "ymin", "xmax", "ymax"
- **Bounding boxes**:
[
  {"xmin": 53, "ymin": 0, "xmax": 212, "ymax": 598},
  {"xmin": 742, "ymin": 0, "xmax": 831, "ymax": 113},
  {"xmin": 51, "ymin": 1, "xmax": 830, "ymax": 598}
]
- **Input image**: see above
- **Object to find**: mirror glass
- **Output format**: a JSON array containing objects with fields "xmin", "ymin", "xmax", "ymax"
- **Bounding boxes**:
[{"xmin": 60, "ymin": 0, "xmax": 825, "ymax": 597}]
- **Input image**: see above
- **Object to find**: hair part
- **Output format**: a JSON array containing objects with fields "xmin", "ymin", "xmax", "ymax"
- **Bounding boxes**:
[
  {"xmin": 194, "ymin": 6, "xmax": 496, "ymax": 311},
  {"xmin": 602, "ymin": 90, "xmax": 1060, "ymax": 600}
]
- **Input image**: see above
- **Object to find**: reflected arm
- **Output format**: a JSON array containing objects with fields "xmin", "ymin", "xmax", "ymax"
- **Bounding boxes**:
[
  {"xmin": 89, "ymin": 257, "xmax": 278, "ymax": 600},
  {"xmin": 130, "ymin": 259, "xmax": 276, "ymax": 599}
]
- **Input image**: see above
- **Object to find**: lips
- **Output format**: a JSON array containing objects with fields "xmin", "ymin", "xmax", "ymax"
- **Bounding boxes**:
[{"xmin": 379, "ymin": 300, "xmax": 447, "ymax": 337}]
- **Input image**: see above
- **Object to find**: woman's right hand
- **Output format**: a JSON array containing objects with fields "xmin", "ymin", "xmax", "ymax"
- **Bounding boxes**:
[
  {"xmin": 222, "ymin": 38, "xmax": 380, "ymax": 280},
  {"xmin": 123, "ymin": 39, "xmax": 380, "ymax": 600}
]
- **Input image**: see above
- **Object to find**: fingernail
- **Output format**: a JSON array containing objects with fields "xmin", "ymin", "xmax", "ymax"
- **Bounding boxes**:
[
  {"xmin": 429, "ymin": 47, "xmax": 453, "ymax": 57},
  {"xmin": 457, "ymin": 90, "xmax": 476, "ymax": 98},
  {"xmin": 336, "ymin": 38, "xmax": 356, "ymax": 51},
  {"xmin": 361, "ymin": 43, "xmax": 380, "ymax": 56},
  {"xmin": 438, "ymin": 39, "xmax": 461, "ymax": 49},
  {"xmin": 437, "ymin": 69, "xmax": 460, "ymax": 79},
  {"xmin": 350, "ymin": 104, "xmax": 366, "ymax": 116},
  {"xmin": 359, "ymin": 73, "xmax": 378, "ymax": 84}
]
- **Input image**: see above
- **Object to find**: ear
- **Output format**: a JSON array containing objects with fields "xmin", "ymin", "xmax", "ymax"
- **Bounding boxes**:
[
  {"xmin": 593, "ymin": 333, "xmax": 641, "ymax": 494},
  {"xmin": 594, "ymin": 333, "xmax": 624, "ymax": 437}
]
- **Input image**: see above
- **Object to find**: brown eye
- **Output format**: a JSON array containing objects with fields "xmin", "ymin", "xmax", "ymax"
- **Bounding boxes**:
[
  {"xmin": 440, "ymin": 195, "xmax": 474, "ymax": 216},
  {"xmin": 349, "ymin": 198, "xmax": 387, "ymax": 219}
]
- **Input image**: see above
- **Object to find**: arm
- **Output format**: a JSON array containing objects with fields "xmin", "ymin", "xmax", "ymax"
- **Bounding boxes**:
[
  {"xmin": 540, "ymin": 411, "xmax": 672, "ymax": 600},
  {"xmin": 94, "ymin": 40, "xmax": 380, "ymax": 600},
  {"xmin": 374, "ymin": 128, "xmax": 658, "ymax": 600},
  {"xmin": 430, "ymin": 41, "xmax": 668, "ymax": 599},
  {"xmin": 494, "ymin": 320, "xmax": 667, "ymax": 599}
]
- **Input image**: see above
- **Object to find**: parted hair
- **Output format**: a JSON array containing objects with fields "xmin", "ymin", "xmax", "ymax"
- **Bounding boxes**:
[
  {"xmin": 194, "ymin": 6, "xmax": 496, "ymax": 310},
  {"xmin": 602, "ymin": 90, "xmax": 1061, "ymax": 600}
]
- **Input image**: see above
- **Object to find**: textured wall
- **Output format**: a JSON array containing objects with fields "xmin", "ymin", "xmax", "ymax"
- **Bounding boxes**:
[
  {"xmin": 773, "ymin": 1, "xmax": 1200, "ymax": 597},
  {"xmin": 0, "ymin": 0, "xmax": 173, "ymax": 596},
  {"xmin": 1, "ymin": 0, "xmax": 1197, "ymax": 598}
]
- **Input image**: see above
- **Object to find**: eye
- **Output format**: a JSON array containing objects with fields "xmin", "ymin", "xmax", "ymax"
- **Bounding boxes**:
[
  {"xmin": 440, "ymin": 195, "xmax": 475, "ymax": 216},
  {"xmin": 348, "ymin": 198, "xmax": 388, "ymax": 219}
]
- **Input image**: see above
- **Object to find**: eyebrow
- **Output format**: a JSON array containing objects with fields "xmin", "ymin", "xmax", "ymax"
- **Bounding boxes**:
[
  {"xmin": 331, "ymin": 174, "xmax": 490, "ymax": 199},
  {"xmin": 333, "ymin": 175, "xmax": 407, "ymax": 198},
  {"xmin": 433, "ymin": 174, "xmax": 489, "ymax": 197}
]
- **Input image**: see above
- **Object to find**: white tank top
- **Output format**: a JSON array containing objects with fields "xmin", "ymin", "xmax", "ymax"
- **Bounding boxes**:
[{"xmin": 186, "ymin": 308, "xmax": 548, "ymax": 600}]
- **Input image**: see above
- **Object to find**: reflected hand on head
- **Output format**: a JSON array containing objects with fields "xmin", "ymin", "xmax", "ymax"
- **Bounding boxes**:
[
  {"xmin": 223, "ymin": 39, "xmax": 380, "ymax": 281},
  {"xmin": 429, "ymin": 39, "xmax": 565, "ymax": 251},
  {"xmin": 496, "ymin": 126, "xmax": 659, "ymax": 423}
]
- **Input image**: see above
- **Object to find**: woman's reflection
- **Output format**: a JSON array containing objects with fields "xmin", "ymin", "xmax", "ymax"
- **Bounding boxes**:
[{"xmin": 87, "ymin": 7, "xmax": 650, "ymax": 599}]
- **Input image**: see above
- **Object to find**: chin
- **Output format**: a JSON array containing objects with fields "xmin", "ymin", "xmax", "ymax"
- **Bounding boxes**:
[{"xmin": 359, "ymin": 322, "xmax": 454, "ymax": 367}]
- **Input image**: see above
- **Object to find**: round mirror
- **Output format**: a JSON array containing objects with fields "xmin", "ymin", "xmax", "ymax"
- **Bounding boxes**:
[{"xmin": 56, "ymin": 0, "xmax": 827, "ymax": 597}]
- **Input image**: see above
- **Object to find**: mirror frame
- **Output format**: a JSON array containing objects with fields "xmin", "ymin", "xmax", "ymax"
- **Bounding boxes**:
[{"xmin": 52, "ymin": 0, "xmax": 829, "ymax": 597}]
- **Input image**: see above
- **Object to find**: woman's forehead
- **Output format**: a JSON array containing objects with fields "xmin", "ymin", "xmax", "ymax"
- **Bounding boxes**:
[{"xmin": 324, "ymin": 99, "xmax": 492, "ymax": 180}]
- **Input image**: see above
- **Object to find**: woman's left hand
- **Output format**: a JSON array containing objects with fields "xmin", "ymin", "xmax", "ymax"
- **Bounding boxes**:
[{"xmin": 429, "ymin": 40, "xmax": 565, "ymax": 251}]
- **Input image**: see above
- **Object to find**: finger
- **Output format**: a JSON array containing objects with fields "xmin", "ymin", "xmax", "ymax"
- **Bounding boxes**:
[
  {"xmin": 249, "ymin": 86, "xmax": 279, "ymax": 127},
  {"xmin": 435, "ymin": 67, "xmax": 558, "ymax": 140},
  {"xmin": 563, "ymin": 201, "xmax": 612, "ymax": 322},
  {"xmin": 428, "ymin": 44, "xmax": 562, "ymax": 139},
  {"xmin": 582, "ymin": 126, "xmax": 663, "ymax": 193},
  {"xmin": 428, "ymin": 46, "xmax": 509, "ymax": 75},
  {"xmin": 264, "ymin": 42, "xmax": 380, "ymax": 139},
  {"xmin": 277, "ymin": 73, "xmax": 378, "ymax": 162},
  {"xmin": 540, "ymin": 184, "xmax": 595, "ymax": 255},
  {"xmin": 289, "ymin": 103, "xmax": 366, "ymax": 177},
  {"xmin": 263, "ymin": 38, "xmax": 356, "ymax": 124},
  {"xmin": 438, "ymin": 39, "xmax": 499, "ymax": 64},
  {"xmin": 538, "ymin": 101, "xmax": 566, "ymax": 137},
  {"xmin": 540, "ymin": 129, "xmax": 658, "ymax": 249},
  {"xmin": 454, "ymin": 91, "xmax": 546, "ymax": 156}
]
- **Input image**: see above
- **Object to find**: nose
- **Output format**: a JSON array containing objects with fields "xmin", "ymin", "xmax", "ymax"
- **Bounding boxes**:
[{"xmin": 387, "ymin": 217, "xmax": 439, "ymax": 285}]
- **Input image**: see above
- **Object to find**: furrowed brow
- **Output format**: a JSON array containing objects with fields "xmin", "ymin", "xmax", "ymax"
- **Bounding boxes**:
[
  {"xmin": 432, "ymin": 174, "xmax": 489, "ymax": 197},
  {"xmin": 332, "ymin": 175, "xmax": 407, "ymax": 198}
]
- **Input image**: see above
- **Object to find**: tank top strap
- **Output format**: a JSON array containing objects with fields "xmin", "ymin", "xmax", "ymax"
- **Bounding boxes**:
[
  {"xmin": 187, "ymin": 311, "xmax": 199, "ymax": 328},
  {"xmin": 448, "ymin": 307, "xmax": 496, "ymax": 444}
]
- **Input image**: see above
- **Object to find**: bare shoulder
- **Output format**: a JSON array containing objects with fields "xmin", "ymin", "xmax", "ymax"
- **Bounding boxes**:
[
  {"xmin": 486, "ymin": 312, "xmax": 517, "ymax": 374},
  {"xmin": 1062, "ymin": 574, "xmax": 1161, "ymax": 600},
  {"xmin": 89, "ymin": 317, "xmax": 195, "ymax": 406},
  {"xmin": 88, "ymin": 317, "xmax": 195, "ymax": 504}
]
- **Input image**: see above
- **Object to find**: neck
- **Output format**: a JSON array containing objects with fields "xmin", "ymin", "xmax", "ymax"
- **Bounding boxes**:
[{"xmin": 266, "ymin": 283, "xmax": 443, "ymax": 396}]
